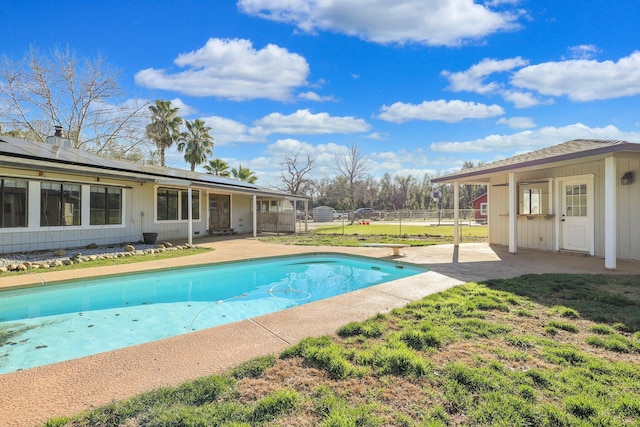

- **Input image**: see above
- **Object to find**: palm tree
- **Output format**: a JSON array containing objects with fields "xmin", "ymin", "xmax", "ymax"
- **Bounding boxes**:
[
  {"xmin": 145, "ymin": 100, "xmax": 182, "ymax": 167},
  {"xmin": 177, "ymin": 119, "xmax": 214, "ymax": 171},
  {"xmin": 231, "ymin": 164, "xmax": 257, "ymax": 183},
  {"xmin": 204, "ymin": 158, "xmax": 231, "ymax": 177}
]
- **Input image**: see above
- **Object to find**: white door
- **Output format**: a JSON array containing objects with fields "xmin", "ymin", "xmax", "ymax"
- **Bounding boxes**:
[{"xmin": 561, "ymin": 181, "xmax": 592, "ymax": 252}]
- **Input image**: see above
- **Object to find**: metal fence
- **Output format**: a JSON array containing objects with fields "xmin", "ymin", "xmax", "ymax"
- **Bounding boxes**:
[{"xmin": 334, "ymin": 209, "xmax": 484, "ymax": 224}]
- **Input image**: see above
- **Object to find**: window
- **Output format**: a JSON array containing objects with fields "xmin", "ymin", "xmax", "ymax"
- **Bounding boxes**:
[
  {"xmin": 157, "ymin": 188, "xmax": 179, "ymax": 220},
  {"xmin": 40, "ymin": 182, "xmax": 81, "ymax": 226},
  {"xmin": 90, "ymin": 186, "xmax": 122, "ymax": 225},
  {"xmin": 157, "ymin": 188, "xmax": 199, "ymax": 221},
  {"xmin": 180, "ymin": 190, "xmax": 200, "ymax": 220},
  {"xmin": 1, "ymin": 178, "xmax": 28, "ymax": 228},
  {"xmin": 522, "ymin": 188, "xmax": 540, "ymax": 214},
  {"xmin": 480, "ymin": 203, "xmax": 488, "ymax": 216},
  {"xmin": 565, "ymin": 184, "xmax": 587, "ymax": 217}
]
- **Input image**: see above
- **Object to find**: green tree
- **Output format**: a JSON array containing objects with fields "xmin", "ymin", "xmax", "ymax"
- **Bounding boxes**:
[
  {"xmin": 177, "ymin": 119, "xmax": 214, "ymax": 171},
  {"xmin": 231, "ymin": 164, "xmax": 257, "ymax": 183},
  {"xmin": 204, "ymin": 158, "xmax": 231, "ymax": 177},
  {"xmin": 145, "ymin": 100, "xmax": 183, "ymax": 167}
]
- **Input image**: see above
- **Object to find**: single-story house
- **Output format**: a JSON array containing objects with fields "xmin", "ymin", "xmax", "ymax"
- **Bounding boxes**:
[
  {"xmin": 470, "ymin": 192, "xmax": 488, "ymax": 223},
  {"xmin": 431, "ymin": 139, "xmax": 640, "ymax": 270},
  {"xmin": 0, "ymin": 134, "xmax": 308, "ymax": 254}
]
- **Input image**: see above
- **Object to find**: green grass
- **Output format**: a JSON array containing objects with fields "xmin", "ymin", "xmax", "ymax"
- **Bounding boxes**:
[
  {"xmin": 0, "ymin": 246, "xmax": 213, "ymax": 278},
  {"xmin": 47, "ymin": 274, "xmax": 640, "ymax": 426},
  {"xmin": 259, "ymin": 224, "xmax": 487, "ymax": 247}
]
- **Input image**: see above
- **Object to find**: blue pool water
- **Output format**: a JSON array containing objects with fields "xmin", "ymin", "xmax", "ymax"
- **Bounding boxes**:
[{"xmin": 0, "ymin": 253, "xmax": 426, "ymax": 373}]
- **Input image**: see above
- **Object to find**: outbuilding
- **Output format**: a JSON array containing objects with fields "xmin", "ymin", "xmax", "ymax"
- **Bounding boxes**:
[
  {"xmin": 431, "ymin": 139, "xmax": 640, "ymax": 270},
  {"xmin": 471, "ymin": 192, "xmax": 488, "ymax": 223},
  {"xmin": 312, "ymin": 205, "xmax": 334, "ymax": 222}
]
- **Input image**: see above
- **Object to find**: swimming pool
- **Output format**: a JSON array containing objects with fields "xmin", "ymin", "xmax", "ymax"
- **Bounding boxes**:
[{"xmin": 0, "ymin": 253, "xmax": 427, "ymax": 373}]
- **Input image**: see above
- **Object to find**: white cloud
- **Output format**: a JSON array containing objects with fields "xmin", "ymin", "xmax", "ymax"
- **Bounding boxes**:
[
  {"xmin": 567, "ymin": 44, "xmax": 600, "ymax": 60},
  {"xmin": 377, "ymin": 100, "xmax": 504, "ymax": 123},
  {"xmin": 511, "ymin": 51, "xmax": 640, "ymax": 101},
  {"xmin": 430, "ymin": 123, "xmax": 640, "ymax": 153},
  {"xmin": 365, "ymin": 132, "xmax": 386, "ymax": 140},
  {"xmin": 496, "ymin": 116, "xmax": 535, "ymax": 129},
  {"xmin": 238, "ymin": 0, "xmax": 523, "ymax": 46},
  {"xmin": 135, "ymin": 38, "xmax": 309, "ymax": 101},
  {"xmin": 443, "ymin": 57, "xmax": 528, "ymax": 93},
  {"xmin": 297, "ymin": 91, "xmax": 336, "ymax": 102},
  {"xmin": 199, "ymin": 115, "xmax": 264, "ymax": 146},
  {"xmin": 262, "ymin": 138, "xmax": 348, "ymax": 177},
  {"xmin": 170, "ymin": 98, "xmax": 197, "ymax": 116},
  {"xmin": 265, "ymin": 138, "xmax": 316, "ymax": 156},
  {"xmin": 252, "ymin": 109, "xmax": 371, "ymax": 134},
  {"xmin": 500, "ymin": 90, "xmax": 546, "ymax": 108}
]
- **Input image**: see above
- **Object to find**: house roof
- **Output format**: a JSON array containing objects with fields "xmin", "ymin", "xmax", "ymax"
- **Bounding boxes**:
[
  {"xmin": 431, "ymin": 139, "xmax": 640, "ymax": 184},
  {"xmin": 0, "ymin": 136, "xmax": 303, "ymax": 199},
  {"xmin": 470, "ymin": 192, "xmax": 487, "ymax": 204}
]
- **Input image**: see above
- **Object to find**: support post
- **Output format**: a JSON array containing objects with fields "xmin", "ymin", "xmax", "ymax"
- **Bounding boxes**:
[
  {"xmin": 604, "ymin": 157, "xmax": 617, "ymax": 269},
  {"xmin": 252, "ymin": 195, "xmax": 258, "ymax": 238},
  {"xmin": 187, "ymin": 185, "xmax": 193, "ymax": 246},
  {"xmin": 453, "ymin": 181, "xmax": 460, "ymax": 246},
  {"xmin": 508, "ymin": 172, "xmax": 517, "ymax": 254}
]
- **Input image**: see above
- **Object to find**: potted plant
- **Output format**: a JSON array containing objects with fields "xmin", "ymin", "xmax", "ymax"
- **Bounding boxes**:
[{"xmin": 142, "ymin": 232, "xmax": 158, "ymax": 244}]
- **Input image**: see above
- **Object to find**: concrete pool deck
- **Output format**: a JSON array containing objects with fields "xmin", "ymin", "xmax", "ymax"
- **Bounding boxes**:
[{"xmin": 1, "ymin": 238, "xmax": 640, "ymax": 427}]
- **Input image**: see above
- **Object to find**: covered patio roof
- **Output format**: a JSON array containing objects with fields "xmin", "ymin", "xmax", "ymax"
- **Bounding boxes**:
[{"xmin": 431, "ymin": 139, "xmax": 640, "ymax": 184}]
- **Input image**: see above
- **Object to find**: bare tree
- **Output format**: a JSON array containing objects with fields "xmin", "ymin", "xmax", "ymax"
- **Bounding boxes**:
[
  {"xmin": 0, "ymin": 46, "xmax": 150, "ymax": 160},
  {"xmin": 278, "ymin": 154, "xmax": 314, "ymax": 195},
  {"xmin": 335, "ymin": 143, "xmax": 369, "ymax": 220}
]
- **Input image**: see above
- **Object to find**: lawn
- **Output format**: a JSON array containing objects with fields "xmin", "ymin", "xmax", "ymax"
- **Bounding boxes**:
[
  {"xmin": 259, "ymin": 224, "xmax": 488, "ymax": 247},
  {"xmin": 48, "ymin": 274, "xmax": 640, "ymax": 426},
  {"xmin": 0, "ymin": 247, "xmax": 213, "ymax": 278}
]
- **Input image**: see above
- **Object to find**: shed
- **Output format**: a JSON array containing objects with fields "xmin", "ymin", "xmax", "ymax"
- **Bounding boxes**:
[{"xmin": 312, "ymin": 206, "xmax": 334, "ymax": 222}]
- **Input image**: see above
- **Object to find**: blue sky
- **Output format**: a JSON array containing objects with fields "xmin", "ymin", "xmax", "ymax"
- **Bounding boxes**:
[{"xmin": 4, "ymin": 0, "xmax": 640, "ymax": 185}]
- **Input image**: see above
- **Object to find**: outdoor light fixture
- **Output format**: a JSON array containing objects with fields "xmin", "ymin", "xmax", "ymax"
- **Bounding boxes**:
[{"xmin": 621, "ymin": 171, "xmax": 634, "ymax": 185}]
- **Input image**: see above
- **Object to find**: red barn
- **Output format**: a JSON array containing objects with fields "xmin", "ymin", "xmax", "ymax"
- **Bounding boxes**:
[{"xmin": 471, "ymin": 192, "xmax": 488, "ymax": 223}]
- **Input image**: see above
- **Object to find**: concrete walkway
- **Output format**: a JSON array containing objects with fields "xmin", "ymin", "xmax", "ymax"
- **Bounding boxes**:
[{"xmin": 1, "ymin": 239, "xmax": 639, "ymax": 427}]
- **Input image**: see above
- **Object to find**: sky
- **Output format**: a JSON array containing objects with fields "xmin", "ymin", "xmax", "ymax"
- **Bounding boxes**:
[{"xmin": 3, "ymin": 0, "xmax": 640, "ymax": 186}]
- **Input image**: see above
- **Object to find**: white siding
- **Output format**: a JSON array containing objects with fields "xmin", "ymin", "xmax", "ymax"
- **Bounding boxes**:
[{"xmin": 487, "ymin": 155, "xmax": 640, "ymax": 261}]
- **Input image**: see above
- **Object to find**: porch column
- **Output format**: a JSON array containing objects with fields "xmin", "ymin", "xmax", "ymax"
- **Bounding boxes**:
[
  {"xmin": 508, "ymin": 172, "xmax": 517, "ymax": 254},
  {"xmin": 453, "ymin": 181, "xmax": 460, "ymax": 246},
  {"xmin": 604, "ymin": 157, "xmax": 617, "ymax": 269},
  {"xmin": 187, "ymin": 185, "xmax": 193, "ymax": 245},
  {"xmin": 252, "ymin": 195, "xmax": 258, "ymax": 238}
]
